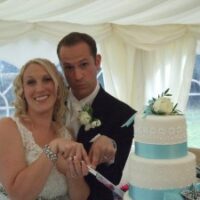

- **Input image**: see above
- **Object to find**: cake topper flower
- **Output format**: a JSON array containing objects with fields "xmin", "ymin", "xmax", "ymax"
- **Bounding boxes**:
[
  {"xmin": 78, "ymin": 104, "xmax": 101, "ymax": 131},
  {"xmin": 144, "ymin": 88, "xmax": 182, "ymax": 116}
]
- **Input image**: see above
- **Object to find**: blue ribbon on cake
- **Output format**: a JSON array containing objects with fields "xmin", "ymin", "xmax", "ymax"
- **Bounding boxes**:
[
  {"xmin": 135, "ymin": 142, "xmax": 187, "ymax": 159},
  {"xmin": 129, "ymin": 183, "xmax": 200, "ymax": 200}
]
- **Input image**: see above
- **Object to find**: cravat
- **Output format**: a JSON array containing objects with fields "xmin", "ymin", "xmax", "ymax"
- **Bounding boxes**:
[{"xmin": 66, "ymin": 100, "xmax": 82, "ymax": 138}]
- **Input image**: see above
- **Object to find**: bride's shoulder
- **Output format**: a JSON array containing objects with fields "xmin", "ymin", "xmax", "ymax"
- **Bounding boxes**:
[
  {"xmin": 0, "ymin": 117, "xmax": 21, "ymax": 141},
  {"xmin": 0, "ymin": 117, "xmax": 16, "ymax": 127}
]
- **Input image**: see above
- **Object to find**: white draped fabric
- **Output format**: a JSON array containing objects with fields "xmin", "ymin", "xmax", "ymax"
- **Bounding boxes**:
[
  {"xmin": 98, "ymin": 26, "xmax": 198, "ymax": 111},
  {"xmin": 1, "ymin": 0, "xmax": 200, "ymax": 111},
  {"xmin": 1, "ymin": 0, "xmax": 200, "ymax": 25}
]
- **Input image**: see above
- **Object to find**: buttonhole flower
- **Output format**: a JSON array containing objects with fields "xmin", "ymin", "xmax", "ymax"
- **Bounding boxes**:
[{"xmin": 78, "ymin": 104, "xmax": 101, "ymax": 131}]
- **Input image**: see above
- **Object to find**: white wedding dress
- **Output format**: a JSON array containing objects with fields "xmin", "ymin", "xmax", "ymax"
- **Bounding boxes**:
[{"xmin": 0, "ymin": 117, "xmax": 71, "ymax": 200}]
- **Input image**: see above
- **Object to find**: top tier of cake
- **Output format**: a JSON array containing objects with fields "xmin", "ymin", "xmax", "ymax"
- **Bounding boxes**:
[
  {"xmin": 134, "ymin": 114, "xmax": 187, "ymax": 145},
  {"xmin": 134, "ymin": 114, "xmax": 188, "ymax": 159}
]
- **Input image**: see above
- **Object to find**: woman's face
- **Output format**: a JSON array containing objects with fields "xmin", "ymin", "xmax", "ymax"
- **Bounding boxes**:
[{"xmin": 22, "ymin": 63, "xmax": 57, "ymax": 115}]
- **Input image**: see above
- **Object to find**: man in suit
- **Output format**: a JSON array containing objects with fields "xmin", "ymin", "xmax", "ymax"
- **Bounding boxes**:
[{"xmin": 57, "ymin": 32, "xmax": 136, "ymax": 200}]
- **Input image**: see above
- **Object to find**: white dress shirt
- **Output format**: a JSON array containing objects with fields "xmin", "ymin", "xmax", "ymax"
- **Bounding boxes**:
[{"xmin": 66, "ymin": 83, "xmax": 100, "ymax": 138}]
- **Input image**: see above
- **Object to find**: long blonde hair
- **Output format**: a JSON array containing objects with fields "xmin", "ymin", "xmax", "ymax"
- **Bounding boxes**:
[{"xmin": 13, "ymin": 58, "xmax": 68, "ymax": 126}]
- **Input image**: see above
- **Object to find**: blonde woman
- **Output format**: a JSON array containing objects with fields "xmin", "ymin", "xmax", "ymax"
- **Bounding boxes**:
[{"xmin": 0, "ymin": 58, "xmax": 90, "ymax": 200}]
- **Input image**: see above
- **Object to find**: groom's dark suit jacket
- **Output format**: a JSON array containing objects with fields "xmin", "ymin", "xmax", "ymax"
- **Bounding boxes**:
[{"xmin": 77, "ymin": 87, "xmax": 136, "ymax": 200}]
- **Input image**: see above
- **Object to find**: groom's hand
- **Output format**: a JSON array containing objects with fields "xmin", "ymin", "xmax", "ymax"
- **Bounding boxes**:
[{"xmin": 88, "ymin": 135, "xmax": 117, "ymax": 168}]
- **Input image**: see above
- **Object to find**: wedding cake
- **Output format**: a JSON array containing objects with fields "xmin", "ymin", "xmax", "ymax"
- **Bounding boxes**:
[{"xmin": 128, "ymin": 89, "xmax": 196, "ymax": 200}]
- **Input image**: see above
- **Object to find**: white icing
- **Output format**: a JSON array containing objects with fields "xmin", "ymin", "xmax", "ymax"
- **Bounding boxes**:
[
  {"xmin": 129, "ymin": 152, "xmax": 196, "ymax": 189},
  {"xmin": 134, "ymin": 114, "xmax": 187, "ymax": 144}
]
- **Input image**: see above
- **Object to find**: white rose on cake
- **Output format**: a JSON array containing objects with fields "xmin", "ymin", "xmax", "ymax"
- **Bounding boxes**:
[
  {"xmin": 144, "ymin": 88, "xmax": 182, "ymax": 116},
  {"xmin": 153, "ymin": 97, "xmax": 173, "ymax": 114}
]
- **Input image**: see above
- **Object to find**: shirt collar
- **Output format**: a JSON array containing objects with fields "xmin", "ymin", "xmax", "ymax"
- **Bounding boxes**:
[{"xmin": 68, "ymin": 83, "xmax": 100, "ymax": 108}]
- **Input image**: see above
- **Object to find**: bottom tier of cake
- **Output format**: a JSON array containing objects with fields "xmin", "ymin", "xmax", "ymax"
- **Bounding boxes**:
[{"xmin": 128, "ymin": 152, "xmax": 196, "ymax": 200}]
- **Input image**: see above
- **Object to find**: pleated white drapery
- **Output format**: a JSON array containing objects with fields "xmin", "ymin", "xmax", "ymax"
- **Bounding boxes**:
[{"xmin": 1, "ymin": 0, "xmax": 200, "ymax": 112}]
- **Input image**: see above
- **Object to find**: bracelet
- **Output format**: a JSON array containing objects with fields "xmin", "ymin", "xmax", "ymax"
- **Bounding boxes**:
[{"xmin": 43, "ymin": 144, "xmax": 58, "ymax": 164}]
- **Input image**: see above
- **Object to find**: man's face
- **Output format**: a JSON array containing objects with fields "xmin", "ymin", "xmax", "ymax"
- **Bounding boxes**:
[{"xmin": 59, "ymin": 42, "xmax": 101, "ymax": 100}]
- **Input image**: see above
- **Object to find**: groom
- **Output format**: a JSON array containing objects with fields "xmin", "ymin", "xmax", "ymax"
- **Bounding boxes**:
[{"xmin": 57, "ymin": 32, "xmax": 136, "ymax": 200}]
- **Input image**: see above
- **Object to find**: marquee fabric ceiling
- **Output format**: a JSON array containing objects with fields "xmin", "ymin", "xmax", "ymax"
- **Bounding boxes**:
[
  {"xmin": 0, "ymin": 0, "xmax": 199, "ymax": 111},
  {"xmin": 0, "ymin": 0, "xmax": 200, "ymax": 25}
]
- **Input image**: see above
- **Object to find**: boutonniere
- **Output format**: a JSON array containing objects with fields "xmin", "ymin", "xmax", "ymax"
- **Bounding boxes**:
[{"xmin": 78, "ymin": 104, "xmax": 101, "ymax": 131}]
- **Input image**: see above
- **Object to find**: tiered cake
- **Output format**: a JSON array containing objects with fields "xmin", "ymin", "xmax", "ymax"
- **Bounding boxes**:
[{"xmin": 129, "ymin": 91, "xmax": 196, "ymax": 200}]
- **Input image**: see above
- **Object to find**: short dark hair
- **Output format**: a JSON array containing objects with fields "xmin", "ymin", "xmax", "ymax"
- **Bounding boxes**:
[{"xmin": 57, "ymin": 32, "xmax": 97, "ymax": 59}]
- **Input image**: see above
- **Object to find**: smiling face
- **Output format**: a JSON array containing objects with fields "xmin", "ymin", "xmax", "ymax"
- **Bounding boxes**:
[
  {"xmin": 22, "ymin": 63, "xmax": 57, "ymax": 116},
  {"xmin": 59, "ymin": 42, "xmax": 101, "ymax": 100}
]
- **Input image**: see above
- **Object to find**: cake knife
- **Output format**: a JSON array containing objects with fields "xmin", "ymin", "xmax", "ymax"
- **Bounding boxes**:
[{"xmin": 87, "ymin": 166, "xmax": 125, "ymax": 198}]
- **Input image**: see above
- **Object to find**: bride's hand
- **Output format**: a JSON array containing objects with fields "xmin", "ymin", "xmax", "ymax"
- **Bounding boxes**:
[
  {"xmin": 49, "ymin": 138, "xmax": 90, "ymax": 175},
  {"xmin": 49, "ymin": 138, "xmax": 89, "ymax": 164},
  {"xmin": 65, "ymin": 156, "xmax": 89, "ymax": 179},
  {"xmin": 56, "ymin": 153, "xmax": 89, "ymax": 178}
]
